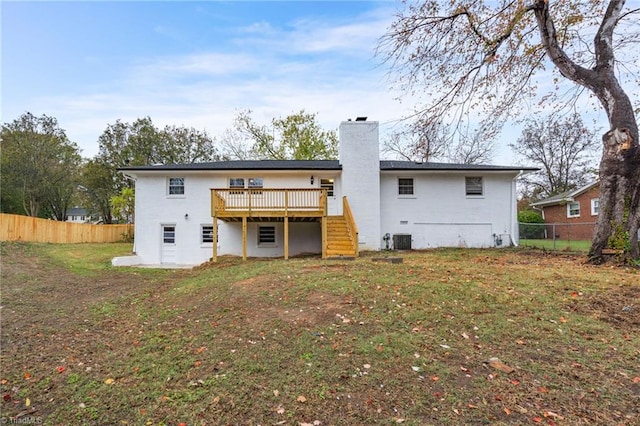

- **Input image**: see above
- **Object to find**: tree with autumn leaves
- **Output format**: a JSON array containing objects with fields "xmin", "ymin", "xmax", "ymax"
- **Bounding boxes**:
[{"xmin": 379, "ymin": 0, "xmax": 639, "ymax": 262}]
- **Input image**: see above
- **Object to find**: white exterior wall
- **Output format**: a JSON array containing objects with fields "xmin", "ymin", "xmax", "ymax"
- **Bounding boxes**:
[
  {"xmin": 339, "ymin": 121, "xmax": 381, "ymax": 250},
  {"xmin": 219, "ymin": 222, "xmax": 321, "ymax": 257},
  {"xmin": 379, "ymin": 172, "xmax": 518, "ymax": 249},
  {"xmin": 131, "ymin": 171, "xmax": 332, "ymax": 265}
]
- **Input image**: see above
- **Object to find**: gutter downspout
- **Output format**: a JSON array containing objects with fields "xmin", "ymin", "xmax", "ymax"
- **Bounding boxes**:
[{"xmin": 511, "ymin": 171, "xmax": 526, "ymax": 247}]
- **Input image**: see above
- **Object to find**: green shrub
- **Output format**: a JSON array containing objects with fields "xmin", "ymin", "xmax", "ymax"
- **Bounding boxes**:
[{"xmin": 518, "ymin": 210, "xmax": 545, "ymax": 239}]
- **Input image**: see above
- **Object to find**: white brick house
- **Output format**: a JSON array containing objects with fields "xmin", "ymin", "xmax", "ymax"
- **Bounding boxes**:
[{"xmin": 115, "ymin": 119, "xmax": 536, "ymax": 266}]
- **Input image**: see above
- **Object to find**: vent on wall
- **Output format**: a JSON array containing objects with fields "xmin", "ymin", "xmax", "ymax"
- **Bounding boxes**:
[{"xmin": 393, "ymin": 234, "xmax": 412, "ymax": 250}]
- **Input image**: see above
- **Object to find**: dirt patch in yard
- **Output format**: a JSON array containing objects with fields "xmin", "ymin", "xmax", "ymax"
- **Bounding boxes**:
[{"xmin": 571, "ymin": 284, "xmax": 640, "ymax": 329}]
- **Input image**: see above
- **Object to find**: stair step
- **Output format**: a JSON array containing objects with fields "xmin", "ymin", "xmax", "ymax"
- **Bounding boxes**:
[
  {"xmin": 327, "ymin": 241, "xmax": 353, "ymax": 247},
  {"xmin": 325, "ymin": 215, "xmax": 356, "ymax": 258}
]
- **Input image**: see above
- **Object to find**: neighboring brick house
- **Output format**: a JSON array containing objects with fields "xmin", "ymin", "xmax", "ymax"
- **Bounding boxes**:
[{"xmin": 530, "ymin": 181, "xmax": 600, "ymax": 240}]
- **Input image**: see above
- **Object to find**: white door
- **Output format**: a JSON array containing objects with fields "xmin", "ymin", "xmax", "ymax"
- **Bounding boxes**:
[
  {"xmin": 321, "ymin": 178, "xmax": 339, "ymax": 215},
  {"xmin": 161, "ymin": 225, "xmax": 177, "ymax": 264}
]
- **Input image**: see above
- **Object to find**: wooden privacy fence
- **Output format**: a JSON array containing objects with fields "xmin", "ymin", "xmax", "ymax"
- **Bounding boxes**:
[{"xmin": 0, "ymin": 213, "xmax": 133, "ymax": 243}]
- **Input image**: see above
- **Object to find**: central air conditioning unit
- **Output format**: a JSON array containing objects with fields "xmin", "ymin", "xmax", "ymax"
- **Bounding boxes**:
[{"xmin": 393, "ymin": 234, "xmax": 412, "ymax": 250}]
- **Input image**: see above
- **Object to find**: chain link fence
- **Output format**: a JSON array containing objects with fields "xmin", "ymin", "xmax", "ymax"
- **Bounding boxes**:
[{"xmin": 518, "ymin": 222, "xmax": 596, "ymax": 252}]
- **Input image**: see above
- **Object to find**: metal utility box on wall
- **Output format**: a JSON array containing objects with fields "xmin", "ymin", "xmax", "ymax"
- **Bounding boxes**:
[{"xmin": 393, "ymin": 234, "xmax": 412, "ymax": 250}]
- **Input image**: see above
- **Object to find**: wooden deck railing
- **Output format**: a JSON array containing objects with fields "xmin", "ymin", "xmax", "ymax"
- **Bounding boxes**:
[
  {"xmin": 211, "ymin": 188, "xmax": 327, "ymax": 217},
  {"xmin": 342, "ymin": 196, "xmax": 359, "ymax": 256}
]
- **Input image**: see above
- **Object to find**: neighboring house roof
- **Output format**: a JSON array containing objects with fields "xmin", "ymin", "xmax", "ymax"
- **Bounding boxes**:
[
  {"xmin": 67, "ymin": 208, "xmax": 88, "ymax": 216},
  {"xmin": 530, "ymin": 181, "xmax": 600, "ymax": 208},
  {"xmin": 119, "ymin": 160, "xmax": 538, "ymax": 173}
]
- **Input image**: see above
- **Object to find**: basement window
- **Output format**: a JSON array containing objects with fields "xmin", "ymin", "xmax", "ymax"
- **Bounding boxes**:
[
  {"xmin": 258, "ymin": 226, "xmax": 276, "ymax": 246},
  {"xmin": 201, "ymin": 225, "xmax": 216, "ymax": 244}
]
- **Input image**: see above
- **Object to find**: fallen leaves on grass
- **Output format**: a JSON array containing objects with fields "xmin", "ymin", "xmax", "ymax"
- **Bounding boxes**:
[
  {"xmin": 104, "ymin": 378, "xmax": 115, "ymax": 385},
  {"xmin": 296, "ymin": 395, "xmax": 307, "ymax": 403}
]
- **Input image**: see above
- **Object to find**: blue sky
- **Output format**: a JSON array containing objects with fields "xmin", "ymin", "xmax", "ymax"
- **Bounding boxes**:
[
  {"xmin": 3, "ymin": 1, "xmax": 426, "ymax": 160},
  {"xmin": 3, "ymin": 1, "xmax": 633, "ymax": 164}
]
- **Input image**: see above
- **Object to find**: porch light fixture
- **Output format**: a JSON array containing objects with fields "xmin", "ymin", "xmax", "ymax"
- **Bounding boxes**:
[
  {"xmin": 184, "ymin": 213, "xmax": 189, "ymax": 219},
  {"xmin": 310, "ymin": 175, "xmax": 314, "ymax": 185}
]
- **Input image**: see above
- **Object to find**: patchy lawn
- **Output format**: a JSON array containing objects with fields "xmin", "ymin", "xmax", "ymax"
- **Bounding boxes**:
[{"xmin": 1, "ymin": 242, "xmax": 638, "ymax": 425}]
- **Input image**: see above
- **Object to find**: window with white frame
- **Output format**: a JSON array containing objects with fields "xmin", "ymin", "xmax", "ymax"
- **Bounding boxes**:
[
  {"xmin": 201, "ymin": 225, "xmax": 215, "ymax": 244},
  {"xmin": 465, "ymin": 177, "xmax": 483, "ymax": 196},
  {"xmin": 168, "ymin": 177, "xmax": 185, "ymax": 195},
  {"xmin": 229, "ymin": 178, "xmax": 245, "ymax": 194},
  {"xmin": 567, "ymin": 202, "xmax": 580, "ymax": 218},
  {"xmin": 248, "ymin": 177, "xmax": 263, "ymax": 189},
  {"xmin": 321, "ymin": 178, "xmax": 334, "ymax": 197},
  {"xmin": 258, "ymin": 226, "xmax": 276, "ymax": 245},
  {"xmin": 398, "ymin": 178, "xmax": 414, "ymax": 195},
  {"xmin": 248, "ymin": 177, "xmax": 263, "ymax": 194},
  {"xmin": 591, "ymin": 198, "xmax": 599, "ymax": 216}
]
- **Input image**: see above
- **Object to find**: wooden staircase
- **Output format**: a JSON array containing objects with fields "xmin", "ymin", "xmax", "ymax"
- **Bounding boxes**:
[{"xmin": 326, "ymin": 215, "xmax": 357, "ymax": 258}]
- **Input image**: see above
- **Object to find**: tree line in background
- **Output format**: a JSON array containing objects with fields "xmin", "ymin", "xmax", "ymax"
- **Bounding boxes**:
[
  {"xmin": 0, "ymin": 110, "xmax": 339, "ymax": 223},
  {"xmin": 2, "ymin": 106, "xmax": 599, "ymax": 226}
]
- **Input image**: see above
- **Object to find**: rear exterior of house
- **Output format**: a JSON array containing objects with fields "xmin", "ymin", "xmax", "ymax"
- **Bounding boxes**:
[
  {"xmin": 116, "ymin": 120, "xmax": 535, "ymax": 266},
  {"xmin": 530, "ymin": 182, "xmax": 600, "ymax": 241}
]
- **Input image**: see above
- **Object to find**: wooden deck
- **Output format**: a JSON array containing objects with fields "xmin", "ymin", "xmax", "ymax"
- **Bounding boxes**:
[
  {"xmin": 211, "ymin": 188, "xmax": 327, "ymax": 220},
  {"xmin": 210, "ymin": 189, "xmax": 358, "ymax": 261}
]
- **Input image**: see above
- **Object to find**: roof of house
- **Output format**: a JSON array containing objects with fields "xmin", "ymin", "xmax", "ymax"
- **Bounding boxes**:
[
  {"xmin": 67, "ymin": 207, "xmax": 88, "ymax": 215},
  {"xmin": 380, "ymin": 161, "xmax": 538, "ymax": 172},
  {"xmin": 530, "ymin": 181, "xmax": 600, "ymax": 208},
  {"xmin": 119, "ymin": 160, "xmax": 341, "ymax": 171},
  {"xmin": 119, "ymin": 159, "xmax": 538, "ymax": 173}
]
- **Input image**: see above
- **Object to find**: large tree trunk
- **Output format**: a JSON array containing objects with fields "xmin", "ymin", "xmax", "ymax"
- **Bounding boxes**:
[
  {"xmin": 589, "ymin": 128, "xmax": 640, "ymax": 262},
  {"xmin": 534, "ymin": 0, "xmax": 640, "ymax": 262}
]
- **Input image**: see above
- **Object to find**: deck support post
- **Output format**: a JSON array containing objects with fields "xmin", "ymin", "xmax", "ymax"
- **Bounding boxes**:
[
  {"xmin": 242, "ymin": 216, "xmax": 247, "ymax": 261},
  {"xmin": 284, "ymin": 217, "xmax": 289, "ymax": 260},
  {"xmin": 321, "ymin": 216, "xmax": 327, "ymax": 259},
  {"xmin": 212, "ymin": 218, "xmax": 218, "ymax": 262}
]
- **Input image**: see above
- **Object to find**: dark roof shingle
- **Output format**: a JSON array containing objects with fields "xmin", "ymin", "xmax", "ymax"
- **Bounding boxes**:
[{"xmin": 120, "ymin": 159, "xmax": 537, "ymax": 173}]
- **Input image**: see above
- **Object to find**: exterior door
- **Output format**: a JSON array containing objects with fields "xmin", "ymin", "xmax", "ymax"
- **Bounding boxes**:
[
  {"xmin": 161, "ymin": 225, "xmax": 176, "ymax": 264},
  {"xmin": 321, "ymin": 178, "xmax": 339, "ymax": 215}
]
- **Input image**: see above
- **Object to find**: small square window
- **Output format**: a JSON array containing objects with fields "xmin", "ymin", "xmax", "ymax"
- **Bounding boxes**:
[
  {"xmin": 201, "ymin": 225, "xmax": 214, "ymax": 244},
  {"xmin": 465, "ymin": 177, "xmax": 483, "ymax": 196},
  {"xmin": 591, "ymin": 199, "xmax": 599, "ymax": 216},
  {"xmin": 398, "ymin": 178, "xmax": 414, "ymax": 195},
  {"xmin": 168, "ymin": 177, "xmax": 185, "ymax": 195},
  {"xmin": 567, "ymin": 202, "xmax": 580, "ymax": 218},
  {"xmin": 258, "ymin": 226, "xmax": 276, "ymax": 245}
]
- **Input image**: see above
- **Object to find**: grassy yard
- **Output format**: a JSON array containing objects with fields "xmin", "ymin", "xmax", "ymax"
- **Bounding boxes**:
[
  {"xmin": 519, "ymin": 239, "xmax": 592, "ymax": 253},
  {"xmin": 1, "ymin": 243, "xmax": 638, "ymax": 425}
]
